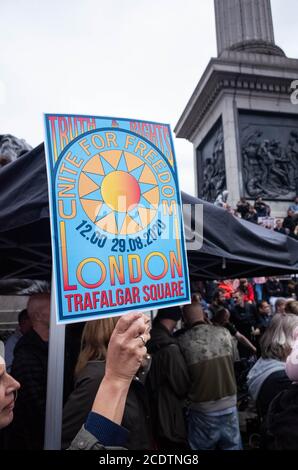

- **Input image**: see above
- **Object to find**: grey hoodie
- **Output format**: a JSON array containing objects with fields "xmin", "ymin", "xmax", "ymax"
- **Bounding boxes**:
[{"xmin": 247, "ymin": 357, "xmax": 286, "ymax": 401}]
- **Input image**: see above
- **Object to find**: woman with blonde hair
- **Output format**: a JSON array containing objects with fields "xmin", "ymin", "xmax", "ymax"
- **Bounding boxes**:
[
  {"xmin": 62, "ymin": 316, "xmax": 153, "ymax": 450},
  {"xmin": 247, "ymin": 314, "xmax": 298, "ymax": 419}
]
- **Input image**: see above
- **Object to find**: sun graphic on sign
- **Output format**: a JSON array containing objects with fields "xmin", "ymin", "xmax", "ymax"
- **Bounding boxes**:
[{"xmin": 78, "ymin": 150, "xmax": 159, "ymax": 235}]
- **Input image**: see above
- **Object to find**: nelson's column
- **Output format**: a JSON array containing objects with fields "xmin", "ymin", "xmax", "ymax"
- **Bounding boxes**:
[{"xmin": 175, "ymin": 0, "xmax": 298, "ymax": 216}]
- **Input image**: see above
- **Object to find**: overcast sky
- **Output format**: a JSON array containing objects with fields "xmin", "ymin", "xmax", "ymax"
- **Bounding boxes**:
[{"xmin": 0, "ymin": 0, "xmax": 297, "ymax": 194}]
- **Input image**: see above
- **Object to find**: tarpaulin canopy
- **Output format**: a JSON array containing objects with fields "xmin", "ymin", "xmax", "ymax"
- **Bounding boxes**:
[{"xmin": 0, "ymin": 143, "xmax": 298, "ymax": 282}]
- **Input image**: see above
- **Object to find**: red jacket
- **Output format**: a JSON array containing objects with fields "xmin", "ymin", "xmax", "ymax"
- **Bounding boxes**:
[
  {"xmin": 218, "ymin": 282, "xmax": 234, "ymax": 299},
  {"xmin": 241, "ymin": 283, "xmax": 255, "ymax": 303}
]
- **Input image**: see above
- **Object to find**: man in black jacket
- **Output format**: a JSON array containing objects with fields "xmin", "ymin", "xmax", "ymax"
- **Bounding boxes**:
[
  {"xmin": 6, "ymin": 293, "xmax": 50, "ymax": 449},
  {"xmin": 264, "ymin": 278, "xmax": 284, "ymax": 311},
  {"xmin": 146, "ymin": 307, "xmax": 190, "ymax": 450},
  {"xmin": 230, "ymin": 291, "xmax": 258, "ymax": 358},
  {"xmin": 283, "ymin": 209, "xmax": 296, "ymax": 234}
]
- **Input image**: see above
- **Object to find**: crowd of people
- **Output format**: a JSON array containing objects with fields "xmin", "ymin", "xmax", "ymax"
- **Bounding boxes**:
[
  {"xmin": 214, "ymin": 192, "xmax": 298, "ymax": 240},
  {"xmin": 0, "ymin": 277, "xmax": 298, "ymax": 451}
]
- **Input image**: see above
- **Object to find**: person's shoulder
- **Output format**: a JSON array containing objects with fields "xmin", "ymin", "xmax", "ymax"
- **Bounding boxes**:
[
  {"xmin": 13, "ymin": 330, "xmax": 42, "ymax": 354},
  {"xmin": 181, "ymin": 323, "xmax": 215, "ymax": 340},
  {"xmin": 13, "ymin": 330, "xmax": 33, "ymax": 353},
  {"xmin": 176, "ymin": 326, "xmax": 192, "ymax": 343},
  {"xmin": 4, "ymin": 332, "xmax": 18, "ymax": 347},
  {"xmin": 76, "ymin": 361, "xmax": 106, "ymax": 384},
  {"xmin": 212, "ymin": 323, "xmax": 230, "ymax": 337},
  {"xmin": 174, "ymin": 327, "xmax": 187, "ymax": 339},
  {"xmin": 264, "ymin": 368, "xmax": 292, "ymax": 386},
  {"xmin": 148, "ymin": 324, "xmax": 177, "ymax": 353},
  {"xmin": 161, "ymin": 341, "xmax": 182, "ymax": 358}
]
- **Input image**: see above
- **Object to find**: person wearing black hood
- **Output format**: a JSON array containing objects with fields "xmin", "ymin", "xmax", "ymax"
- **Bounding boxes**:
[{"xmin": 146, "ymin": 306, "xmax": 190, "ymax": 450}]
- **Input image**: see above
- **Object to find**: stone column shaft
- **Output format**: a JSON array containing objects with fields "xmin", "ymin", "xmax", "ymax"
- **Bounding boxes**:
[{"xmin": 214, "ymin": 0, "xmax": 275, "ymax": 56}]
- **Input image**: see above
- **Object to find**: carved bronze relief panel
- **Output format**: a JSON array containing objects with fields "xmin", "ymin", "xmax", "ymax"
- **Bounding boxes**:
[
  {"xmin": 196, "ymin": 118, "xmax": 226, "ymax": 202},
  {"xmin": 239, "ymin": 111, "xmax": 298, "ymax": 200}
]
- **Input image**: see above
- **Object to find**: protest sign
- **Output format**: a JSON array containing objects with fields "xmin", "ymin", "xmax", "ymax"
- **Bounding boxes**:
[{"xmin": 44, "ymin": 114, "xmax": 190, "ymax": 323}]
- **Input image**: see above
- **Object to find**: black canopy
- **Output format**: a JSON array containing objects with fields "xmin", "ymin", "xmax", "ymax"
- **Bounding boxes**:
[{"xmin": 0, "ymin": 143, "xmax": 297, "ymax": 282}]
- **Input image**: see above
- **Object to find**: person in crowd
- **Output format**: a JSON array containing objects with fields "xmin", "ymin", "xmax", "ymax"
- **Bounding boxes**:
[
  {"xmin": 254, "ymin": 301, "xmax": 272, "ymax": 356},
  {"xmin": 62, "ymin": 315, "xmax": 152, "ymax": 450},
  {"xmin": 218, "ymin": 279, "xmax": 234, "ymax": 300},
  {"xmin": 253, "ymin": 277, "xmax": 266, "ymax": 302},
  {"xmin": 204, "ymin": 281, "xmax": 218, "ymax": 303},
  {"xmin": 274, "ymin": 219, "xmax": 286, "ymax": 235},
  {"xmin": 254, "ymin": 197, "xmax": 271, "ymax": 218},
  {"xmin": 190, "ymin": 293, "xmax": 213, "ymax": 325},
  {"xmin": 285, "ymin": 326, "xmax": 298, "ymax": 382},
  {"xmin": 214, "ymin": 190, "xmax": 229, "ymax": 209},
  {"xmin": 256, "ymin": 301, "xmax": 272, "ymax": 333},
  {"xmin": 236, "ymin": 197, "xmax": 250, "ymax": 219},
  {"xmin": 285, "ymin": 300, "xmax": 298, "ymax": 316},
  {"xmin": 274, "ymin": 298, "xmax": 287, "ymax": 315},
  {"xmin": 146, "ymin": 307, "xmax": 190, "ymax": 450},
  {"xmin": 177, "ymin": 299, "xmax": 241, "ymax": 450},
  {"xmin": 5, "ymin": 293, "xmax": 50, "ymax": 449},
  {"xmin": 282, "ymin": 209, "xmax": 296, "ymax": 234},
  {"xmin": 230, "ymin": 291, "xmax": 258, "ymax": 358},
  {"xmin": 239, "ymin": 278, "xmax": 255, "ymax": 303},
  {"xmin": 247, "ymin": 314, "xmax": 298, "ymax": 420},
  {"xmin": 212, "ymin": 308, "xmax": 256, "ymax": 356},
  {"xmin": 262, "ymin": 325, "xmax": 298, "ymax": 450},
  {"xmin": 189, "ymin": 280, "xmax": 207, "ymax": 300},
  {"xmin": 191, "ymin": 292, "xmax": 209, "ymax": 314},
  {"xmin": 4, "ymin": 310, "xmax": 32, "ymax": 374},
  {"xmin": 264, "ymin": 277, "xmax": 283, "ymax": 308},
  {"xmin": 1, "ymin": 313, "xmax": 151, "ymax": 451},
  {"xmin": 0, "ymin": 343, "xmax": 20, "ymax": 436},
  {"xmin": 288, "ymin": 196, "xmax": 298, "ymax": 215},
  {"xmin": 205, "ymin": 288, "xmax": 228, "ymax": 320},
  {"xmin": 245, "ymin": 205, "xmax": 258, "ymax": 223},
  {"xmin": 286, "ymin": 280, "xmax": 298, "ymax": 299}
]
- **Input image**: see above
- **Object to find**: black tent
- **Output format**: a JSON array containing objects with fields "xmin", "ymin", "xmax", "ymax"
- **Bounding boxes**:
[{"xmin": 0, "ymin": 143, "xmax": 298, "ymax": 282}]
